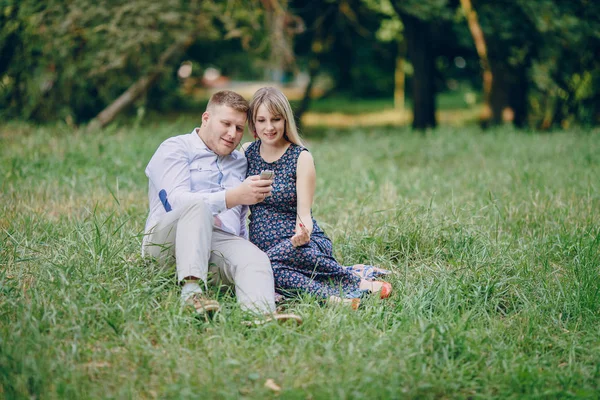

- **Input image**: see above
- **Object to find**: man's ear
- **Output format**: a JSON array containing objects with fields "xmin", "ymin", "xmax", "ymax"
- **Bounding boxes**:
[{"xmin": 201, "ymin": 111, "xmax": 209, "ymax": 124}]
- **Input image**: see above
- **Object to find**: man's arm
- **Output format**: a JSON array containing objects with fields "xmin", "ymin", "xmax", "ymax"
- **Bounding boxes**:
[
  {"xmin": 146, "ymin": 139, "xmax": 227, "ymax": 215},
  {"xmin": 225, "ymin": 175, "xmax": 273, "ymax": 208}
]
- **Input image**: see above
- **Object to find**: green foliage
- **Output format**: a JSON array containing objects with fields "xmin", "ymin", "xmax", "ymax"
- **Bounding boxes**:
[
  {"xmin": 389, "ymin": 0, "xmax": 451, "ymax": 20},
  {"xmin": 1, "ymin": 0, "xmax": 598, "ymax": 127},
  {"xmin": 0, "ymin": 0, "xmax": 262, "ymax": 123},
  {"xmin": 1, "ymin": 122, "xmax": 600, "ymax": 397},
  {"xmin": 520, "ymin": 0, "xmax": 600, "ymax": 126},
  {"xmin": 291, "ymin": 0, "xmax": 397, "ymax": 98},
  {"xmin": 465, "ymin": 0, "xmax": 600, "ymax": 127},
  {"xmin": 362, "ymin": 0, "xmax": 599, "ymax": 127}
]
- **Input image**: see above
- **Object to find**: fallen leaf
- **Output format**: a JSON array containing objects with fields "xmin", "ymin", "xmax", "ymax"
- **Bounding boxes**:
[{"xmin": 264, "ymin": 378, "xmax": 281, "ymax": 392}]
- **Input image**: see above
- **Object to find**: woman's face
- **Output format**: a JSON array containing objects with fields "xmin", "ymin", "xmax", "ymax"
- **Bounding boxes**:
[{"xmin": 254, "ymin": 103, "xmax": 286, "ymax": 146}]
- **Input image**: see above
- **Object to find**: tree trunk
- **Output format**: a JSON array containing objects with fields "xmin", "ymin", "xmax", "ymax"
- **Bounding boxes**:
[
  {"xmin": 296, "ymin": 59, "xmax": 319, "ymax": 128},
  {"xmin": 488, "ymin": 58, "xmax": 530, "ymax": 127},
  {"xmin": 401, "ymin": 12, "xmax": 437, "ymax": 130},
  {"xmin": 460, "ymin": 0, "xmax": 493, "ymax": 123},
  {"xmin": 489, "ymin": 62, "xmax": 510, "ymax": 125},
  {"xmin": 295, "ymin": 3, "xmax": 333, "ymax": 127},
  {"xmin": 261, "ymin": 0, "xmax": 302, "ymax": 83},
  {"xmin": 87, "ymin": 33, "xmax": 197, "ymax": 130},
  {"xmin": 510, "ymin": 65, "xmax": 528, "ymax": 127},
  {"xmin": 0, "ymin": 3, "xmax": 20, "ymax": 78},
  {"xmin": 394, "ymin": 39, "xmax": 406, "ymax": 111}
]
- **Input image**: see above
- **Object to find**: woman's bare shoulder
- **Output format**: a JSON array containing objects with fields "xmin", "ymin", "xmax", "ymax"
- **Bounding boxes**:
[{"xmin": 240, "ymin": 141, "xmax": 253, "ymax": 154}]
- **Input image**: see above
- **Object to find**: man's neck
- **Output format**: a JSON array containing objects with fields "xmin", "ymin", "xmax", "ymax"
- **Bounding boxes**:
[
  {"xmin": 195, "ymin": 128, "xmax": 211, "ymax": 150},
  {"xmin": 195, "ymin": 127, "xmax": 227, "ymax": 159}
]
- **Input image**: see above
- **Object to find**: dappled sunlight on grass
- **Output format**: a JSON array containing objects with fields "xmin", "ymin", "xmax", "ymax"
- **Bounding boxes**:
[
  {"xmin": 303, "ymin": 106, "xmax": 483, "ymax": 128},
  {"xmin": 12, "ymin": 191, "xmax": 143, "ymax": 222},
  {"xmin": 172, "ymin": 86, "xmax": 485, "ymax": 129}
]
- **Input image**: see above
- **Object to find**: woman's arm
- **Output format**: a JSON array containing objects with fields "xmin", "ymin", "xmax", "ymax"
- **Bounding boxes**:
[{"xmin": 291, "ymin": 150, "xmax": 315, "ymax": 246}]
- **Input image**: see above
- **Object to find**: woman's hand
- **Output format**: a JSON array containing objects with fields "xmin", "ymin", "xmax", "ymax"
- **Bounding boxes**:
[{"xmin": 291, "ymin": 223, "xmax": 311, "ymax": 247}]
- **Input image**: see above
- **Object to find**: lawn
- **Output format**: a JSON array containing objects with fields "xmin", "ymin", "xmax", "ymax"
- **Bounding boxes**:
[{"xmin": 1, "ymin": 121, "xmax": 599, "ymax": 399}]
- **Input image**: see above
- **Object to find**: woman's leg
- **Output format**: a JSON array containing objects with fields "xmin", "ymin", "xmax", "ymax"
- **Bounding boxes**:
[
  {"xmin": 272, "ymin": 263, "xmax": 345, "ymax": 299},
  {"xmin": 267, "ymin": 239, "xmax": 361, "ymax": 298}
]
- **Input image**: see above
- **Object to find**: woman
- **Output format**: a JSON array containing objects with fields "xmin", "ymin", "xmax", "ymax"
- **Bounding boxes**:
[{"xmin": 244, "ymin": 87, "xmax": 391, "ymax": 307}]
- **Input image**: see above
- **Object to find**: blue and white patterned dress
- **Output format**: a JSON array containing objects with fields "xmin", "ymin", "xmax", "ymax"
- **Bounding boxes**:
[{"xmin": 246, "ymin": 141, "xmax": 362, "ymax": 299}]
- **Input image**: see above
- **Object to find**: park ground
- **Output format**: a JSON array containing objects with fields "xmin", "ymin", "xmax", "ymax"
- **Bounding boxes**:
[{"xmin": 1, "ymin": 112, "xmax": 600, "ymax": 398}]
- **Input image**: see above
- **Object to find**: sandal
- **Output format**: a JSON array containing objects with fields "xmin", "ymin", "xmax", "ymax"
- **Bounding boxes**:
[
  {"xmin": 185, "ymin": 293, "xmax": 221, "ymax": 315},
  {"xmin": 371, "ymin": 281, "xmax": 392, "ymax": 299}
]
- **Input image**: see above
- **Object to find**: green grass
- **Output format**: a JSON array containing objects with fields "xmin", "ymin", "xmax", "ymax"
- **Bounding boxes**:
[{"xmin": 1, "ymin": 121, "xmax": 600, "ymax": 399}]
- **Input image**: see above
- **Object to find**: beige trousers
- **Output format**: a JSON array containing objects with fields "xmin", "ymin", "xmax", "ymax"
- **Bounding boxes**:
[{"xmin": 143, "ymin": 201, "xmax": 275, "ymax": 314}]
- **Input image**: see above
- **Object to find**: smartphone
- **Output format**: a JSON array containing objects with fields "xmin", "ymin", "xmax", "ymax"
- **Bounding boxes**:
[{"xmin": 260, "ymin": 169, "xmax": 274, "ymax": 180}]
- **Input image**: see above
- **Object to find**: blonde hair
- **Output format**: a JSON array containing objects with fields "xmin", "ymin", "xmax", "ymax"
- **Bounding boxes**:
[
  {"xmin": 207, "ymin": 90, "xmax": 249, "ymax": 113},
  {"xmin": 248, "ymin": 87, "xmax": 305, "ymax": 147}
]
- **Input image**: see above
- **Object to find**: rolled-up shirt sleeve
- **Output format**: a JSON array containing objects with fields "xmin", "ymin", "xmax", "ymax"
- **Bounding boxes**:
[{"xmin": 146, "ymin": 139, "xmax": 227, "ymax": 215}]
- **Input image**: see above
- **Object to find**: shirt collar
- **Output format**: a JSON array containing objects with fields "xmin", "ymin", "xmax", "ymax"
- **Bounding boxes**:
[{"xmin": 190, "ymin": 128, "xmax": 243, "ymax": 160}]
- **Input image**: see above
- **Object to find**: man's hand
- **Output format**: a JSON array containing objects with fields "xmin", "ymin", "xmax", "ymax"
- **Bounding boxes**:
[
  {"xmin": 226, "ymin": 175, "xmax": 273, "ymax": 208},
  {"xmin": 291, "ymin": 223, "xmax": 310, "ymax": 247}
]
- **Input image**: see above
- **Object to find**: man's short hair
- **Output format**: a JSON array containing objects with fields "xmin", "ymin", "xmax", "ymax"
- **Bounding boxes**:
[{"xmin": 207, "ymin": 90, "xmax": 249, "ymax": 113}]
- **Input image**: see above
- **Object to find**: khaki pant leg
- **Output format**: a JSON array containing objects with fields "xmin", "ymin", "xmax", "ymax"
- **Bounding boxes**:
[
  {"xmin": 143, "ymin": 201, "xmax": 213, "ymax": 284},
  {"xmin": 210, "ymin": 230, "xmax": 276, "ymax": 314}
]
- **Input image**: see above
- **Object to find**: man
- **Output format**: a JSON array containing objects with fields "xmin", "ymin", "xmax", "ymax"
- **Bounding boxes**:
[{"xmin": 143, "ymin": 90, "xmax": 300, "ymax": 324}]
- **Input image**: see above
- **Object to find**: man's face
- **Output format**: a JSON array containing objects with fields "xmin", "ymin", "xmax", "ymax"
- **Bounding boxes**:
[{"xmin": 199, "ymin": 105, "xmax": 247, "ymax": 156}]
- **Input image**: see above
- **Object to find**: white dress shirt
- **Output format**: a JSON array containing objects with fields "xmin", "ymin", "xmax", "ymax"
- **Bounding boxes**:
[{"xmin": 144, "ymin": 128, "xmax": 248, "ymax": 241}]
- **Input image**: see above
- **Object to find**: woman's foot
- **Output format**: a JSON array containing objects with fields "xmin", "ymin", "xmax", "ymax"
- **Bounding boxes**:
[{"xmin": 359, "ymin": 280, "xmax": 393, "ymax": 299}]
